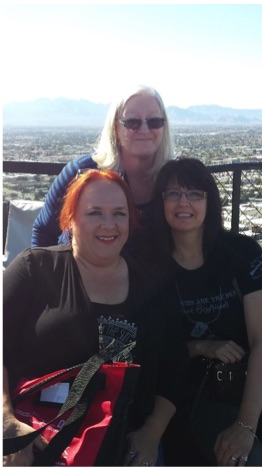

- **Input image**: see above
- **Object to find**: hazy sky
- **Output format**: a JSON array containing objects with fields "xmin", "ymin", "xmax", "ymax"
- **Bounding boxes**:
[{"xmin": 2, "ymin": 2, "xmax": 262, "ymax": 109}]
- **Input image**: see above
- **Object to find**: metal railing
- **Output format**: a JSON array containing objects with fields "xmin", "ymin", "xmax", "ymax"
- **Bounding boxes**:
[
  {"xmin": 207, "ymin": 162, "xmax": 262, "ymax": 235},
  {"xmin": 3, "ymin": 160, "xmax": 262, "ymax": 242}
]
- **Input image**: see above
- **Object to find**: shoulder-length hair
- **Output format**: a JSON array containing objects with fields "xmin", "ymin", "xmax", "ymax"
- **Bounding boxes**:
[
  {"xmin": 93, "ymin": 84, "xmax": 174, "ymax": 178},
  {"xmin": 152, "ymin": 157, "xmax": 223, "ymax": 255},
  {"xmin": 60, "ymin": 169, "xmax": 140, "ymax": 237}
]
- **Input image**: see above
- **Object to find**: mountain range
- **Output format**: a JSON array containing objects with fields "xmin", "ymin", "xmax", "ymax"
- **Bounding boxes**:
[{"xmin": 3, "ymin": 98, "xmax": 262, "ymax": 127}]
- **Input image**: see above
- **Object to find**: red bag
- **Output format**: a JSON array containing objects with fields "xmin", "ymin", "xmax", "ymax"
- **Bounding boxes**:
[{"xmin": 3, "ymin": 354, "xmax": 140, "ymax": 466}]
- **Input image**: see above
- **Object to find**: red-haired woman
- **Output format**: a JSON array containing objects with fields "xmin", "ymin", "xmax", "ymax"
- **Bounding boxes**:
[{"xmin": 3, "ymin": 169, "xmax": 188, "ymax": 466}]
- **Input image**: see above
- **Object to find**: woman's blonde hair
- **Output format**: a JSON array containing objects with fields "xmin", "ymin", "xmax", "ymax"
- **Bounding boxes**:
[{"xmin": 93, "ymin": 84, "xmax": 174, "ymax": 178}]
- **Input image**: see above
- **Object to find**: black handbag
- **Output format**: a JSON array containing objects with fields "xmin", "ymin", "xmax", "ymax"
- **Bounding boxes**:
[
  {"xmin": 211, "ymin": 277, "xmax": 248, "ymax": 403},
  {"xmin": 188, "ymin": 357, "xmax": 248, "ymax": 429},
  {"xmin": 187, "ymin": 277, "xmax": 248, "ymax": 425},
  {"xmin": 212, "ymin": 359, "xmax": 248, "ymax": 403}
]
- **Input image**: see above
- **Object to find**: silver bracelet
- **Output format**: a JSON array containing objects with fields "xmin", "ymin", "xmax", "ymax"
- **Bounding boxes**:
[{"xmin": 237, "ymin": 420, "xmax": 258, "ymax": 439}]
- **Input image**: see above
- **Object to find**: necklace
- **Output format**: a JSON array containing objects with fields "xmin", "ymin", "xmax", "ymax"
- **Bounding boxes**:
[
  {"xmin": 175, "ymin": 281, "xmax": 223, "ymax": 338},
  {"xmin": 75, "ymin": 254, "xmax": 123, "ymax": 273}
]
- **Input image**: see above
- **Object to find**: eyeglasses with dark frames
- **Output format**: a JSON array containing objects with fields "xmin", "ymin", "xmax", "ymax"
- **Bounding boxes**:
[
  {"xmin": 162, "ymin": 189, "xmax": 208, "ymax": 202},
  {"xmin": 118, "ymin": 117, "xmax": 165, "ymax": 131}
]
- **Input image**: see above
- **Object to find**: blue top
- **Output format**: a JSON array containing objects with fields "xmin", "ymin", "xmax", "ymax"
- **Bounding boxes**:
[
  {"xmin": 32, "ymin": 154, "xmax": 155, "ymax": 252},
  {"xmin": 32, "ymin": 154, "xmax": 97, "ymax": 247}
]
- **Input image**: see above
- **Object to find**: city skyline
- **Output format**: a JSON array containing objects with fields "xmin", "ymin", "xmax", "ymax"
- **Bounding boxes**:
[{"xmin": 2, "ymin": 3, "xmax": 262, "ymax": 110}]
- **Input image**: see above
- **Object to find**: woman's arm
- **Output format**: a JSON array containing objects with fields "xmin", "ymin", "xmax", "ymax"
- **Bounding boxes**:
[
  {"xmin": 31, "ymin": 154, "xmax": 96, "ymax": 247},
  {"xmin": 238, "ymin": 290, "xmax": 262, "ymax": 430},
  {"xmin": 123, "ymin": 396, "xmax": 176, "ymax": 466},
  {"xmin": 3, "ymin": 367, "xmax": 15, "ymax": 424},
  {"xmin": 3, "ymin": 367, "xmax": 47, "ymax": 467},
  {"xmin": 187, "ymin": 339, "xmax": 246, "ymax": 363},
  {"xmin": 3, "ymin": 253, "xmax": 48, "ymax": 466},
  {"xmin": 214, "ymin": 289, "xmax": 262, "ymax": 466}
]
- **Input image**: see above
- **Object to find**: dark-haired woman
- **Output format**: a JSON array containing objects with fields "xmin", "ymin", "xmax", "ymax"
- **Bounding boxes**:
[{"xmin": 152, "ymin": 158, "xmax": 262, "ymax": 466}]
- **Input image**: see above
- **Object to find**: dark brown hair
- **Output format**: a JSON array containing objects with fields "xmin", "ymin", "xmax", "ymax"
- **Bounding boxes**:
[{"xmin": 152, "ymin": 157, "xmax": 223, "ymax": 255}]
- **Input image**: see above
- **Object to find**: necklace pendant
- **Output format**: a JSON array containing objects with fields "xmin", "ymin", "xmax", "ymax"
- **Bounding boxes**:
[{"xmin": 190, "ymin": 321, "xmax": 209, "ymax": 338}]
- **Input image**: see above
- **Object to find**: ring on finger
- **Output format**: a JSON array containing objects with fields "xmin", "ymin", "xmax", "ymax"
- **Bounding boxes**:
[
  {"xmin": 141, "ymin": 461, "xmax": 149, "ymax": 466},
  {"xmin": 129, "ymin": 451, "xmax": 137, "ymax": 459},
  {"xmin": 240, "ymin": 455, "xmax": 248, "ymax": 462},
  {"xmin": 231, "ymin": 457, "xmax": 239, "ymax": 464}
]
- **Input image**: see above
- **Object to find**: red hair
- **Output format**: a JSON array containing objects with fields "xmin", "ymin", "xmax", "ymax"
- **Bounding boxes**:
[{"xmin": 60, "ymin": 169, "xmax": 140, "ymax": 237}]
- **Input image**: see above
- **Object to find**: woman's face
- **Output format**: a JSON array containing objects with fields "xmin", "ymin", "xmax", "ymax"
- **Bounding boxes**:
[
  {"xmin": 115, "ymin": 93, "xmax": 164, "ymax": 169},
  {"xmin": 71, "ymin": 179, "xmax": 129, "ymax": 264},
  {"xmin": 163, "ymin": 181, "xmax": 208, "ymax": 236}
]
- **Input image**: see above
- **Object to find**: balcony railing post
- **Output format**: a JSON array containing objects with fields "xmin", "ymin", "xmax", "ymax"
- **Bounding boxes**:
[
  {"xmin": 231, "ymin": 168, "xmax": 241, "ymax": 233},
  {"xmin": 3, "ymin": 200, "xmax": 10, "ymax": 254}
]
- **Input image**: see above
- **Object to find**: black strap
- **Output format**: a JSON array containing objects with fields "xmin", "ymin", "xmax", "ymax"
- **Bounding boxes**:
[
  {"xmin": 3, "ymin": 352, "xmax": 111, "ymax": 456},
  {"xmin": 32, "ymin": 373, "xmax": 105, "ymax": 466}
]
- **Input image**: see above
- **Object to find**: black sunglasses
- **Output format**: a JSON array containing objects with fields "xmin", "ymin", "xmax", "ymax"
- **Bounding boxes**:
[{"xmin": 118, "ymin": 117, "xmax": 165, "ymax": 130}]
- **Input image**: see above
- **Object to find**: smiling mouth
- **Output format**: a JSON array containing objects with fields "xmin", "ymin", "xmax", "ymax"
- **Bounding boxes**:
[
  {"xmin": 135, "ymin": 138, "xmax": 153, "ymax": 141},
  {"xmin": 175, "ymin": 213, "xmax": 193, "ymax": 218},
  {"xmin": 96, "ymin": 236, "xmax": 116, "ymax": 241}
]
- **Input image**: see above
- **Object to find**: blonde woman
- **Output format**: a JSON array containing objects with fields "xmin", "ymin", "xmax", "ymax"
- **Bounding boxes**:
[{"xmin": 32, "ymin": 84, "xmax": 174, "ymax": 247}]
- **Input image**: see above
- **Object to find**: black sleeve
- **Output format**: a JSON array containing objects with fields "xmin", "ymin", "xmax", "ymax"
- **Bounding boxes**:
[
  {"xmin": 3, "ymin": 249, "xmax": 36, "ymax": 367},
  {"xmin": 226, "ymin": 233, "xmax": 262, "ymax": 294}
]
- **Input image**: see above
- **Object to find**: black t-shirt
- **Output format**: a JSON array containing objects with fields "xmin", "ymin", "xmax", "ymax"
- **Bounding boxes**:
[
  {"xmin": 166, "ymin": 233, "xmax": 262, "ymax": 394},
  {"xmin": 93, "ymin": 301, "xmax": 137, "ymax": 363},
  {"xmin": 173, "ymin": 261, "xmax": 250, "ymax": 346},
  {"xmin": 3, "ymin": 244, "xmax": 189, "ymax": 424},
  {"xmin": 167, "ymin": 232, "xmax": 262, "ymax": 389},
  {"xmin": 169, "ymin": 233, "xmax": 262, "ymax": 347}
]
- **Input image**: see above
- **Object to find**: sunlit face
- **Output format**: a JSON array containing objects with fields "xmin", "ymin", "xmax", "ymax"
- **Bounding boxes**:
[
  {"xmin": 163, "ymin": 183, "xmax": 207, "ymax": 236},
  {"xmin": 71, "ymin": 180, "xmax": 129, "ymax": 264},
  {"xmin": 116, "ymin": 93, "xmax": 164, "ymax": 167}
]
